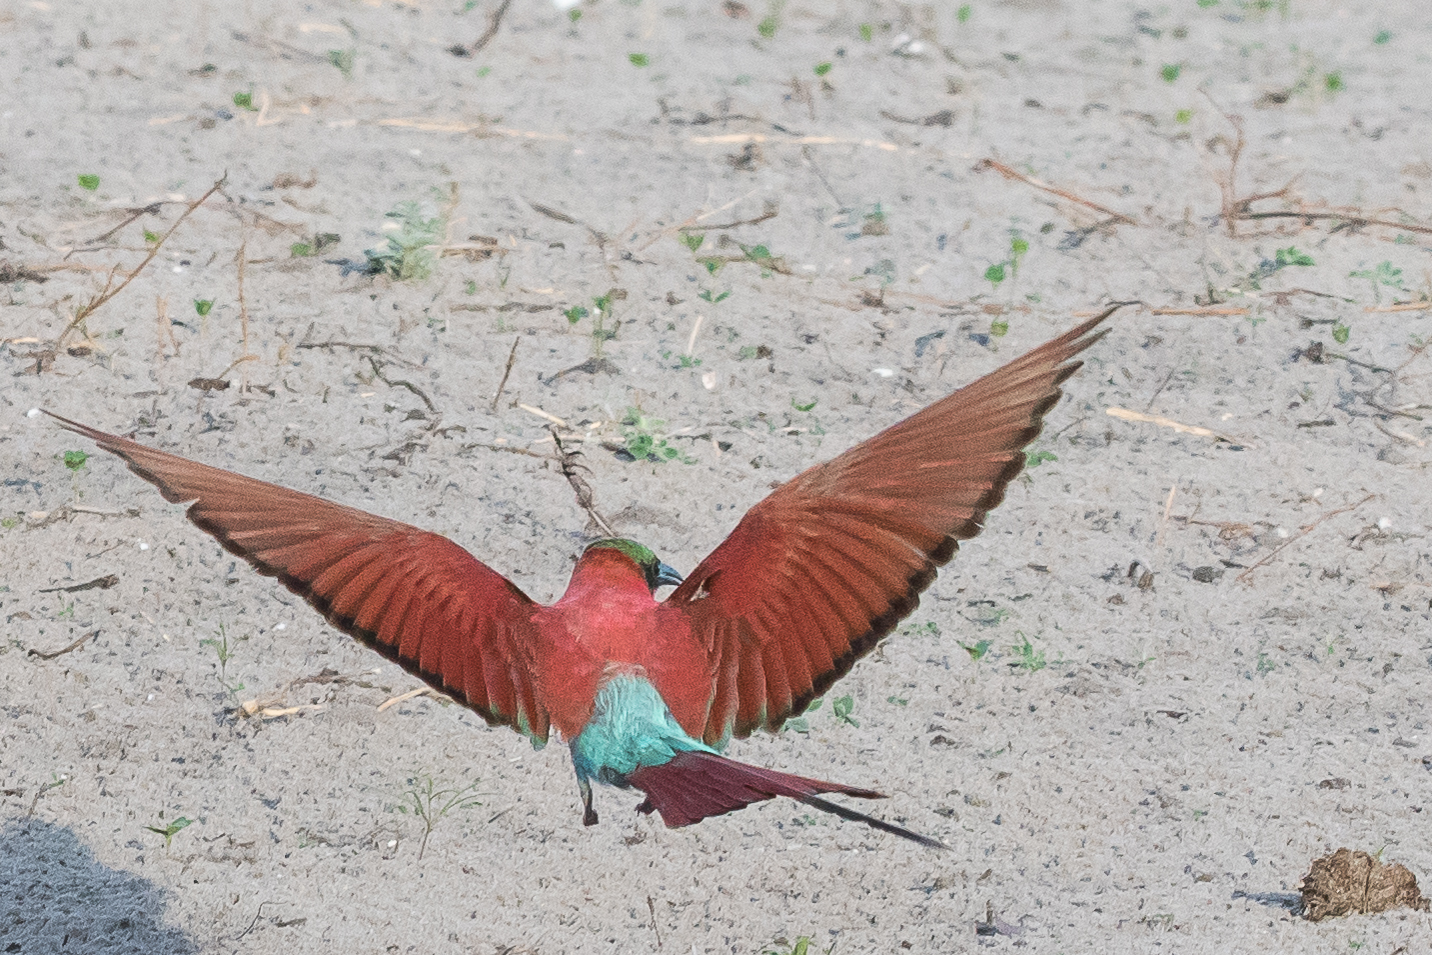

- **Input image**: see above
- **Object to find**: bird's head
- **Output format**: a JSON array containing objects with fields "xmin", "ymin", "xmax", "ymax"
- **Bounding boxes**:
[{"xmin": 582, "ymin": 538, "xmax": 684, "ymax": 593}]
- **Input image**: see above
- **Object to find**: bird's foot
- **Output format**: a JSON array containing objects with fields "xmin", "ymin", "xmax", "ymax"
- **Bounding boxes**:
[{"xmin": 583, "ymin": 805, "xmax": 599, "ymax": 827}]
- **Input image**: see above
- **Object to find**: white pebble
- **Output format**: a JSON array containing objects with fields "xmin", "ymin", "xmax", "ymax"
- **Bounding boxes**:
[
  {"xmin": 872, "ymin": 368, "xmax": 894, "ymax": 378},
  {"xmin": 138, "ymin": 541, "xmax": 149, "ymax": 550}
]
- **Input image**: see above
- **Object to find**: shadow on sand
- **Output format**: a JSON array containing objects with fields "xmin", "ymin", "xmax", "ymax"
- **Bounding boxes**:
[{"xmin": 0, "ymin": 816, "xmax": 198, "ymax": 954}]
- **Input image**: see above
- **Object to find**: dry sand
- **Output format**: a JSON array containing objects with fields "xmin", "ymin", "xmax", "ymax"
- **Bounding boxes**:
[{"xmin": 3, "ymin": 1, "xmax": 1431, "ymax": 952}]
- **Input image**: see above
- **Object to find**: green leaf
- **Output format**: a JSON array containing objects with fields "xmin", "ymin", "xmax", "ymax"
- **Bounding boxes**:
[
  {"xmin": 757, "ymin": 16, "xmax": 778, "ymax": 38},
  {"xmin": 680, "ymin": 232, "xmax": 704, "ymax": 252},
  {"xmin": 194, "ymin": 299, "xmax": 214, "ymax": 316},
  {"xmin": 327, "ymin": 48, "xmax": 354, "ymax": 77},
  {"xmin": 984, "ymin": 263, "xmax": 1006, "ymax": 285},
  {"xmin": 1324, "ymin": 71, "xmax": 1344, "ymax": 93},
  {"xmin": 792, "ymin": 398, "xmax": 817, "ymax": 412},
  {"xmin": 63, "ymin": 450, "xmax": 89, "ymax": 471},
  {"xmin": 77, "ymin": 174, "xmax": 100, "ymax": 191},
  {"xmin": 1010, "ymin": 236, "xmax": 1029, "ymax": 257},
  {"xmin": 1275, "ymin": 246, "xmax": 1315, "ymax": 267},
  {"xmin": 814, "ymin": 62, "xmax": 832, "ymax": 77},
  {"xmin": 1025, "ymin": 448, "xmax": 1057, "ymax": 467},
  {"xmin": 290, "ymin": 242, "xmax": 314, "ymax": 257},
  {"xmin": 143, "ymin": 229, "xmax": 160, "ymax": 243},
  {"xmin": 961, "ymin": 639, "xmax": 992, "ymax": 661},
  {"xmin": 564, "ymin": 305, "xmax": 588, "ymax": 324},
  {"xmin": 1373, "ymin": 30, "xmax": 1391, "ymax": 44},
  {"xmin": 569, "ymin": 8, "xmax": 581, "ymax": 22},
  {"xmin": 831, "ymin": 695, "xmax": 859, "ymax": 727},
  {"xmin": 232, "ymin": 90, "xmax": 255, "ymax": 110},
  {"xmin": 1160, "ymin": 63, "xmax": 1181, "ymax": 83},
  {"xmin": 859, "ymin": 23, "xmax": 873, "ymax": 41},
  {"xmin": 990, "ymin": 319, "xmax": 1009, "ymax": 337},
  {"xmin": 1174, "ymin": 108, "xmax": 1194, "ymax": 124},
  {"xmin": 1332, "ymin": 322, "xmax": 1350, "ymax": 344},
  {"xmin": 957, "ymin": 4, "xmax": 972, "ymax": 22},
  {"xmin": 628, "ymin": 53, "xmax": 649, "ymax": 67}
]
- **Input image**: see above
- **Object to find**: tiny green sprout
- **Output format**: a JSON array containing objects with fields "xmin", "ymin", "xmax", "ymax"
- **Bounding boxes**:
[
  {"xmin": 1024, "ymin": 448, "xmax": 1057, "ymax": 468},
  {"xmin": 628, "ymin": 53, "xmax": 649, "ymax": 67},
  {"xmin": 1175, "ymin": 108, "xmax": 1194, "ymax": 123},
  {"xmin": 327, "ymin": 48, "xmax": 355, "ymax": 78},
  {"xmin": 146, "ymin": 816, "xmax": 193, "ymax": 848},
  {"xmin": 792, "ymin": 398, "xmax": 817, "ymax": 412},
  {"xmin": 57, "ymin": 602, "xmax": 75, "ymax": 619},
  {"xmin": 463, "ymin": 279, "xmax": 478, "ymax": 295},
  {"xmin": 758, "ymin": 16, "xmax": 778, "ymax": 38},
  {"xmin": 398, "ymin": 774, "xmax": 484, "ymax": 860},
  {"xmin": 1332, "ymin": 322, "xmax": 1350, "ymax": 344},
  {"xmin": 859, "ymin": 23, "xmax": 873, "ymax": 41},
  {"xmin": 463, "ymin": 0, "xmax": 478, "ymax": 9},
  {"xmin": 564, "ymin": 304, "xmax": 589, "ymax": 325},
  {"xmin": 1324, "ymin": 71, "xmax": 1344, "ymax": 93},
  {"xmin": 290, "ymin": 242, "xmax": 314, "ymax": 257},
  {"xmin": 814, "ymin": 62, "xmax": 832, "ymax": 77},
  {"xmin": 63, "ymin": 449, "xmax": 89, "ymax": 471},
  {"xmin": 1275, "ymin": 246, "xmax": 1315, "ymax": 267},
  {"xmin": 697, "ymin": 288, "xmax": 730, "ymax": 304},
  {"xmin": 1256, "ymin": 651, "xmax": 1275, "ymax": 675},
  {"xmin": 0, "ymin": 516, "xmax": 21, "ymax": 529},
  {"xmin": 77, "ymin": 174, "xmax": 100, "ymax": 191},
  {"xmin": 569, "ymin": 8, "xmax": 581, "ymax": 22},
  {"xmin": 143, "ymin": 229, "xmax": 160, "ymax": 244},
  {"xmin": 476, "ymin": 66, "xmax": 491, "ymax": 78},
  {"xmin": 742, "ymin": 244, "xmax": 772, "ymax": 262},
  {"xmin": 961, "ymin": 639, "xmax": 992, "ymax": 661},
  {"xmin": 957, "ymin": 4, "xmax": 972, "ymax": 23},
  {"xmin": 984, "ymin": 263, "xmax": 1006, "ymax": 286},
  {"xmin": 1011, "ymin": 634, "xmax": 1046, "ymax": 672},
  {"xmin": 194, "ymin": 299, "xmax": 214, "ymax": 316},
  {"xmin": 232, "ymin": 90, "xmax": 256, "ymax": 110},
  {"xmin": 701, "ymin": 257, "xmax": 723, "ymax": 276},
  {"xmin": 1009, "ymin": 235, "xmax": 1029, "ymax": 276},
  {"xmin": 1196, "ymin": 0, "xmax": 1218, "ymax": 6},
  {"xmin": 677, "ymin": 354, "xmax": 702, "ymax": 369},
  {"xmin": 887, "ymin": 695, "xmax": 908, "ymax": 706},
  {"xmin": 680, "ymin": 232, "xmax": 705, "ymax": 253},
  {"xmin": 990, "ymin": 319, "xmax": 1009, "ymax": 337},
  {"xmin": 831, "ymin": 695, "xmax": 859, "ymax": 727},
  {"xmin": 1160, "ymin": 63, "xmax": 1181, "ymax": 83},
  {"xmin": 1373, "ymin": 30, "xmax": 1391, "ymax": 44}
]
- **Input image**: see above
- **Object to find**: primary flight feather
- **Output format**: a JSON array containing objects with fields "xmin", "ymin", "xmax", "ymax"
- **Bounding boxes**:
[{"xmin": 48, "ymin": 309, "xmax": 1111, "ymax": 848}]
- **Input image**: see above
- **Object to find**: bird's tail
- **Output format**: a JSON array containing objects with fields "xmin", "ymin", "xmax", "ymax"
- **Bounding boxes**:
[{"xmin": 626, "ymin": 750, "xmax": 944, "ymax": 849}]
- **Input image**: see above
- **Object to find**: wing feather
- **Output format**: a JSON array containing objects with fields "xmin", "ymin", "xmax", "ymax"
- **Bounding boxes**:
[
  {"xmin": 44, "ymin": 413, "xmax": 551, "ymax": 744},
  {"xmin": 655, "ymin": 310, "xmax": 1115, "ymax": 744}
]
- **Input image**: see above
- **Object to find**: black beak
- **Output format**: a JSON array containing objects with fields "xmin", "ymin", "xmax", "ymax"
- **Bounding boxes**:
[{"xmin": 654, "ymin": 562, "xmax": 684, "ymax": 589}]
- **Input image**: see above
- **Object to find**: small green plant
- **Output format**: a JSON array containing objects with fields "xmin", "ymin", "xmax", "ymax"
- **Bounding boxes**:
[
  {"xmin": 628, "ymin": 53, "xmax": 649, "ymax": 67},
  {"xmin": 564, "ymin": 304, "xmax": 589, "ymax": 324},
  {"xmin": 56, "ymin": 602, "xmax": 75, "ymax": 619},
  {"xmin": 762, "ymin": 936, "xmax": 823, "ymax": 955},
  {"xmin": 63, "ymin": 449, "xmax": 90, "ymax": 471},
  {"xmin": 1024, "ymin": 448, "xmax": 1057, "ymax": 468},
  {"xmin": 1161, "ymin": 63, "xmax": 1181, "ymax": 83},
  {"xmin": 364, "ymin": 200, "xmax": 445, "ymax": 281},
  {"xmin": 814, "ymin": 62, "xmax": 832, "ymax": 77},
  {"xmin": 1324, "ymin": 70, "xmax": 1344, "ymax": 93},
  {"xmin": 397, "ymin": 774, "xmax": 483, "ymax": 860},
  {"xmin": 990, "ymin": 319, "xmax": 1009, "ymax": 337},
  {"xmin": 697, "ymin": 288, "xmax": 730, "ymax": 304},
  {"xmin": 328, "ymin": 48, "xmax": 355, "ymax": 78},
  {"xmin": 887, "ymin": 695, "xmax": 908, "ymax": 706},
  {"xmin": 1373, "ymin": 30, "xmax": 1391, "ymax": 44},
  {"xmin": 984, "ymin": 263, "xmax": 1006, "ymax": 288},
  {"xmin": 1010, "ymin": 633, "xmax": 1046, "ymax": 672},
  {"xmin": 194, "ymin": 299, "xmax": 214, "ymax": 316},
  {"xmin": 200, "ymin": 622, "xmax": 245, "ymax": 699},
  {"xmin": 146, "ymin": 815, "xmax": 193, "ymax": 848},
  {"xmin": 984, "ymin": 233, "xmax": 1028, "ymax": 290},
  {"xmin": 1332, "ymin": 322, "xmax": 1350, "ymax": 344},
  {"xmin": 957, "ymin": 4, "xmax": 972, "ymax": 22},
  {"xmin": 830, "ymin": 695, "xmax": 859, "ymax": 727},
  {"xmin": 859, "ymin": 23, "xmax": 873, "ymax": 41},
  {"xmin": 619, "ymin": 409, "xmax": 694, "ymax": 464},
  {"xmin": 1349, "ymin": 260, "xmax": 1404, "ymax": 303},
  {"xmin": 960, "ymin": 638, "xmax": 992, "ymax": 661},
  {"xmin": 757, "ymin": 0, "xmax": 785, "ymax": 39},
  {"xmin": 792, "ymin": 398, "xmax": 817, "ymax": 412},
  {"xmin": 680, "ymin": 232, "xmax": 705, "ymax": 253},
  {"xmin": 1175, "ymin": 108, "xmax": 1194, "ymax": 123},
  {"xmin": 232, "ymin": 89, "xmax": 256, "ymax": 111},
  {"xmin": 143, "ymin": 229, "xmax": 160, "ymax": 244},
  {"xmin": 568, "ymin": 8, "xmax": 581, "ymax": 22},
  {"xmin": 77, "ymin": 174, "xmax": 100, "ymax": 191},
  {"xmin": 1256, "ymin": 651, "xmax": 1275, "ymax": 675},
  {"xmin": 1275, "ymin": 246, "xmax": 1315, "ymax": 268}
]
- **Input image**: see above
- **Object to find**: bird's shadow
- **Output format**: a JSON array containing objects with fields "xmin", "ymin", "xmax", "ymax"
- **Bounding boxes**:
[{"xmin": 0, "ymin": 816, "xmax": 198, "ymax": 954}]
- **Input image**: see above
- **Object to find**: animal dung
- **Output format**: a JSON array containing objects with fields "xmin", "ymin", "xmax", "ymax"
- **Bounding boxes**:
[{"xmin": 1298, "ymin": 848, "xmax": 1429, "ymax": 922}]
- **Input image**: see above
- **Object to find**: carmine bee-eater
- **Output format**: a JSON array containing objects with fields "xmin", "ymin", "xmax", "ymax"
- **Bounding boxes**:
[{"xmin": 48, "ymin": 309, "xmax": 1111, "ymax": 848}]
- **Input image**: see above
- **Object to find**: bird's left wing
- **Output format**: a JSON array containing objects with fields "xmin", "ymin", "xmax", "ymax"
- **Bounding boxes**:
[
  {"xmin": 655, "ymin": 311, "xmax": 1112, "ymax": 747},
  {"xmin": 47, "ymin": 413, "xmax": 551, "ymax": 745}
]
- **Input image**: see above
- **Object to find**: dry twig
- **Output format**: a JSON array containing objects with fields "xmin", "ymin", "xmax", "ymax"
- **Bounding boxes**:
[
  {"xmin": 1236, "ymin": 494, "xmax": 1376, "ymax": 583},
  {"xmin": 976, "ymin": 158, "xmax": 1137, "ymax": 225}
]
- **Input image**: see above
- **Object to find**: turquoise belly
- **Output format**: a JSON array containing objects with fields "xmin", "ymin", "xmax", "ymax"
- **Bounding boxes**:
[{"xmin": 569, "ymin": 674, "xmax": 715, "ymax": 787}]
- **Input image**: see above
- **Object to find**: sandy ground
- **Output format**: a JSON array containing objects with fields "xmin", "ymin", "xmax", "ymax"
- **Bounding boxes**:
[{"xmin": 3, "ymin": 0, "xmax": 1432, "ymax": 952}]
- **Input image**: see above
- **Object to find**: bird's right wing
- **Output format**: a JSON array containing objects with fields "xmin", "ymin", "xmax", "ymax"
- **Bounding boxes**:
[
  {"xmin": 657, "ymin": 311, "xmax": 1113, "ymax": 747},
  {"xmin": 48, "ymin": 413, "xmax": 551, "ymax": 745}
]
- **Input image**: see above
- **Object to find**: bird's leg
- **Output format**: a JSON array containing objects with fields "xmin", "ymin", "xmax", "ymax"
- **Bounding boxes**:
[{"xmin": 578, "ymin": 774, "xmax": 598, "ymax": 826}]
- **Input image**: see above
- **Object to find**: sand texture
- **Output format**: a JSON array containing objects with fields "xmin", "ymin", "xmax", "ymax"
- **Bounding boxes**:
[{"xmin": 2, "ymin": 1, "xmax": 1431, "ymax": 952}]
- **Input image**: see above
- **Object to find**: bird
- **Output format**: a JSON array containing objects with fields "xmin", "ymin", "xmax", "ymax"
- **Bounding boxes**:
[{"xmin": 47, "ymin": 308, "xmax": 1112, "ymax": 849}]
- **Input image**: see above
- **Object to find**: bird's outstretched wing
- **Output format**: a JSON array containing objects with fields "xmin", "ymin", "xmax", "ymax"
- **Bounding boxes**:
[
  {"xmin": 657, "ymin": 310, "xmax": 1114, "ymax": 746},
  {"xmin": 46, "ymin": 413, "xmax": 551, "ymax": 745}
]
